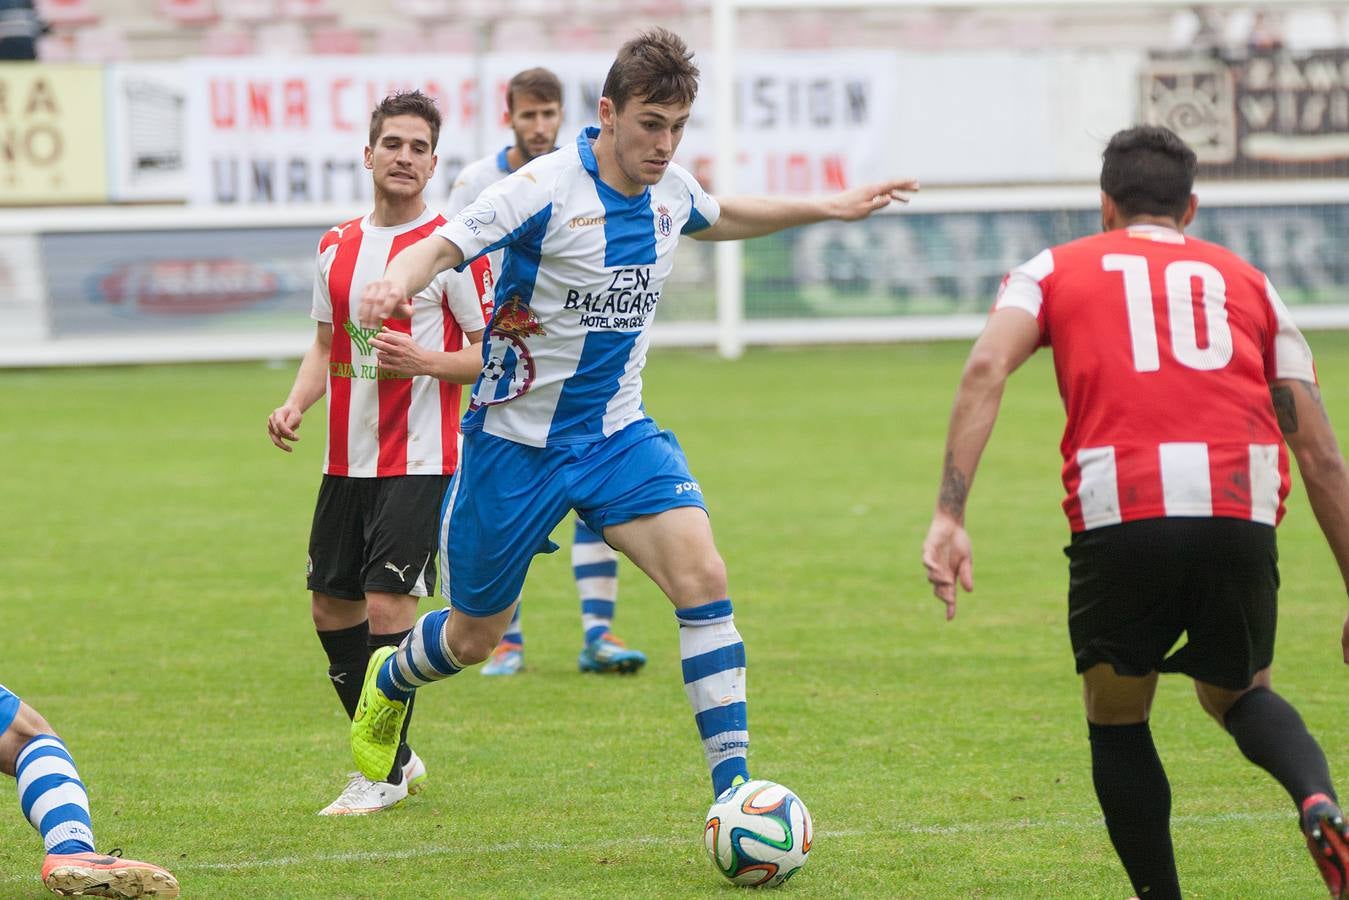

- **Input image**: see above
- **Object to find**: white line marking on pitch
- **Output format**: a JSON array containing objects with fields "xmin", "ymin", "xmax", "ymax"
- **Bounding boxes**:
[{"xmin": 0, "ymin": 809, "xmax": 1293, "ymax": 883}]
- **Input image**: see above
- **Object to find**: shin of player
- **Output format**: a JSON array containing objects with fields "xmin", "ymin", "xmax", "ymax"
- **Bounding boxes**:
[{"xmin": 0, "ymin": 685, "xmax": 179, "ymax": 897}]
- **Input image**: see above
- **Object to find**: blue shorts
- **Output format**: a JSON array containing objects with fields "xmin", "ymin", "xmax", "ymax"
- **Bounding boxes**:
[
  {"xmin": 0, "ymin": 684, "xmax": 20, "ymax": 734},
  {"xmin": 439, "ymin": 418, "xmax": 707, "ymax": 616}
]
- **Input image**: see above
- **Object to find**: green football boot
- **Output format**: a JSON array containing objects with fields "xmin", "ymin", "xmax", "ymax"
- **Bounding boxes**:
[{"xmin": 351, "ymin": 645, "xmax": 407, "ymax": 782}]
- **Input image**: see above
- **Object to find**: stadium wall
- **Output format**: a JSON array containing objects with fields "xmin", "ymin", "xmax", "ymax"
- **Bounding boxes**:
[{"xmin": 7, "ymin": 184, "xmax": 1349, "ymax": 368}]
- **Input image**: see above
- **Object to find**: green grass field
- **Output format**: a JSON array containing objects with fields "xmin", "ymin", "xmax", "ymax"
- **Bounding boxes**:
[{"xmin": 4, "ymin": 336, "xmax": 1349, "ymax": 898}]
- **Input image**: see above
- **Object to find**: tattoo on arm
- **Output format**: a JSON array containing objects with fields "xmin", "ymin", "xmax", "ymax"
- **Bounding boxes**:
[
  {"xmin": 1272, "ymin": 380, "xmax": 1328, "ymax": 435},
  {"xmin": 1303, "ymin": 380, "xmax": 1329, "ymax": 422},
  {"xmin": 1272, "ymin": 384, "xmax": 1297, "ymax": 434},
  {"xmin": 938, "ymin": 450, "xmax": 969, "ymax": 518}
]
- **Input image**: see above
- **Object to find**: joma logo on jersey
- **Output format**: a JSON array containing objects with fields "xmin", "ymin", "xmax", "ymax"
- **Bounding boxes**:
[
  {"xmin": 568, "ymin": 215, "xmax": 606, "ymax": 229},
  {"xmin": 674, "ymin": 480, "xmax": 701, "ymax": 495}
]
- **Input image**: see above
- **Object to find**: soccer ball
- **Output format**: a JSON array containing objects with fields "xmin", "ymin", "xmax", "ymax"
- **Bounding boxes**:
[{"xmin": 703, "ymin": 780, "xmax": 812, "ymax": 887}]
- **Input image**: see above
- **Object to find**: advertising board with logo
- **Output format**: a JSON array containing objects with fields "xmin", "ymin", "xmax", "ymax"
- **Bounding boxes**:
[
  {"xmin": 44, "ymin": 225, "xmax": 322, "ymax": 336},
  {"xmin": 1143, "ymin": 50, "xmax": 1349, "ymax": 177},
  {"xmin": 0, "ymin": 63, "xmax": 108, "ymax": 205},
  {"xmin": 744, "ymin": 203, "xmax": 1349, "ymax": 318}
]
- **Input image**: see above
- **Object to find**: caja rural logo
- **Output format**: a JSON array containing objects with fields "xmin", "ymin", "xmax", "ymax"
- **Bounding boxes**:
[{"xmin": 93, "ymin": 259, "xmax": 280, "ymax": 315}]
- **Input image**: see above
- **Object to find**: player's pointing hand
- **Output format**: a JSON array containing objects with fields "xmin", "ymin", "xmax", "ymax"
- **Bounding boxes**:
[
  {"xmin": 358, "ymin": 279, "xmax": 413, "ymax": 330},
  {"xmin": 922, "ymin": 513, "xmax": 973, "ymax": 621},
  {"xmin": 829, "ymin": 179, "xmax": 920, "ymax": 221}
]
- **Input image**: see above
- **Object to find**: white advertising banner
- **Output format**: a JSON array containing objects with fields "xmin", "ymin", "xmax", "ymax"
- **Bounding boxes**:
[
  {"xmin": 106, "ymin": 64, "xmax": 190, "ymax": 202},
  {"xmin": 154, "ymin": 48, "xmax": 1140, "ymax": 205},
  {"xmin": 482, "ymin": 51, "xmax": 899, "ymax": 195},
  {"xmin": 182, "ymin": 56, "xmax": 480, "ymax": 207}
]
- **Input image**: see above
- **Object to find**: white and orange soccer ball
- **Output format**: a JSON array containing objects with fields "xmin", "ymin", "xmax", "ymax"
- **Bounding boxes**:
[{"xmin": 703, "ymin": 780, "xmax": 812, "ymax": 888}]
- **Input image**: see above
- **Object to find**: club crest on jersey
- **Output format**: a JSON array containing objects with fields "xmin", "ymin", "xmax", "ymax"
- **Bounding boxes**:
[
  {"xmin": 656, "ymin": 204, "xmax": 673, "ymax": 237},
  {"xmin": 473, "ymin": 335, "xmax": 536, "ymax": 408},
  {"xmin": 492, "ymin": 294, "xmax": 545, "ymax": 338}
]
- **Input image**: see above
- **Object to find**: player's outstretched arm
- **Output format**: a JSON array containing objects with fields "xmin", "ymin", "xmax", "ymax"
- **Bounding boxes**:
[
  {"xmin": 693, "ymin": 179, "xmax": 919, "ymax": 242},
  {"xmin": 372, "ymin": 328, "xmax": 486, "ymax": 383},
  {"xmin": 1271, "ymin": 377, "xmax": 1349, "ymax": 661},
  {"xmin": 267, "ymin": 322, "xmax": 332, "ymax": 452},
  {"xmin": 922, "ymin": 308, "xmax": 1039, "ymax": 620},
  {"xmin": 358, "ymin": 236, "xmax": 467, "ymax": 329}
]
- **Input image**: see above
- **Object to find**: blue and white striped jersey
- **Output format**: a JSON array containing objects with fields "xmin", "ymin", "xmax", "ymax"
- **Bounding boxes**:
[
  {"xmin": 445, "ymin": 147, "xmax": 513, "ymax": 219},
  {"xmin": 435, "ymin": 127, "xmax": 720, "ymax": 448}
]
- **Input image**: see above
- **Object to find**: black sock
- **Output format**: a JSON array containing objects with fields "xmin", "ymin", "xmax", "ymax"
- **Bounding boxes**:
[
  {"xmin": 1088, "ymin": 721, "xmax": 1180, "ymax": 900},
  {"xmin": 317, "ymin": 621, "xmax": 369, "ymax": 720},
  {"xmin": 370, "ymin": 629, "xmax": 415, "ymax": 784},
  {"xmin": 1224, "ymin": 686, "xmax": 1335, "ymax": 810}
]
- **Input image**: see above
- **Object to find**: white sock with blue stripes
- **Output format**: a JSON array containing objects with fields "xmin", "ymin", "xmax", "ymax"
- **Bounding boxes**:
[
  {"xmin": 677, "ymin": 600, "xmax": 750, "ymax": 797},
  {"xmin": 16, "ymin": 735, "xmax": 95, "ymax": 855},
  {"xmin": 377, "ymin": 607, "xmax": 464, "ymax": 702},
  {"xmin": 574, "ymin": 518, "xmax": 618, "ymax": 644},
  {"xmin": 501, "ymin": 604, "xmax": 524, "ymax": 649}
]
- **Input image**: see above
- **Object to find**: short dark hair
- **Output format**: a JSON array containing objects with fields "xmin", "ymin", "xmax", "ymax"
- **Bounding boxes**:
[
  {"xmin": 507, "ymin": 67, "xmax": 563, "ymax": 112},
  {"xmin": 369, "ymin": 90, "xmax": 441, "ymax": 150},
  {"xmin": 601, "ymin": 28, "xmax": 699, "ymax": 112},
  {"xmin": 1100, "ymin": 125, "xmax": 1197, "ymax": 220}
]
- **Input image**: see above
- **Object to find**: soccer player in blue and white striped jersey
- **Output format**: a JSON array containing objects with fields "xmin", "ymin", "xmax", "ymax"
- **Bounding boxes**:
[
  {"xmin": 351, "ymin": 28, "xmax": 917, "ymax": 801},
  {"xmin": 0, "ymin": 683, "xmax": 178, "ymax": 896},
  {"xmin": 448, "ymin": 67, "xmax": 647, "ymax": 678}
]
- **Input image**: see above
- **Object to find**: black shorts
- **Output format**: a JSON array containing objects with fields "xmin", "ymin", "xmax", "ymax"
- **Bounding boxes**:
[
  {"xmin": 1065, "ymin": 518, "xmax": 1279, "ymax": 691},
  {"xmin": 306, "ymin": 474, "xmax": 450, "ymax": 601}
]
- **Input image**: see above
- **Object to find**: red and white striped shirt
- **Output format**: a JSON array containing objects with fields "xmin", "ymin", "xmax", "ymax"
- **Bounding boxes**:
[
  {"xmin": 311, "ymin": 208, "xmax": 493, "ymax": 477},
  {"xmin": 995, "ymin": 224, "xmax": 1317, "ymax": 532}
]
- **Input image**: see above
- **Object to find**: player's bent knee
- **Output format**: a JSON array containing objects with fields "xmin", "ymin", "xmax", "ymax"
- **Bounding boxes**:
[
  {"xmin": 311, "ymin": 592, "xmax": 366, "ymax": 630},
  {"xmin": 366, "ymin": 592, "xmax": 418, "ymax": 633},
  {"xmin": 445, "ymin": 630, "xmax": 499, "ymax": 667},
  {"xmin": 12, "ymin": 702, "xmax": 52, "ymax": 742},
  {"xmin": 668, "ymin": 555, "xmax": 728, "ymax": 605},
  {"xmin": 1194, "ymin": 670, "xmax": 1270, "ymax": 724},
  {"xmin": 0, "ymin": 703, "xmax": 55, "ymax": 775}
]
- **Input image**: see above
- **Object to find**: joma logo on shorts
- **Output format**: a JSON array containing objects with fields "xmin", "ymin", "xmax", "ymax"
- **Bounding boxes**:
[{"xmin": 675, "ymin": 481, "xmax": 701, "ymax": 495}]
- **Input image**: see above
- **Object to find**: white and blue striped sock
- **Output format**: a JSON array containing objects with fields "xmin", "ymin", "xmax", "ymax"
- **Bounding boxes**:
[
  {"xmin": 677, "ymin": 600, "xmax": 750, "ymax": 797},
  {"xmin": 16, "ymin": 735, "xmax": 95, "ymax": 855},
  {"xmin": 377, "ymin": 607, "xmax": 463, "ymax": 702},
  {"xmin": 501, "ymin": 604, "xmax": 524, "ymax": 648},
  {"xmin": 574, "ymin": 519, "xmax": 618, "ymax": 644}
]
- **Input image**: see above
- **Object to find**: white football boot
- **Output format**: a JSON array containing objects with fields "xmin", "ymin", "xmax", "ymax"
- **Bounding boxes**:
[{"xmin": 318, "ymin": 750, "xmax": 426, "ymax": 815}]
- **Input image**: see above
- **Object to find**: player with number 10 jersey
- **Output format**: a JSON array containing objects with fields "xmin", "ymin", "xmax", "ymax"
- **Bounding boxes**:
[
  {"xmin": 995, "ymin": 222, "xmax": 1315, "ymax": 532},
  {"xmin": 924, "ymin": 125, "xmax": 1349, "ymax": 898}
]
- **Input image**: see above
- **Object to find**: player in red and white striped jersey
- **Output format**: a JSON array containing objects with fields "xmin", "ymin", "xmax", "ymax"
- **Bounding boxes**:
[
  {"xmin": 924, "ymin": 126, "xmax": 1349, "ymax": 898},
  {"xmin": 266, "ymin": 91, "xmax": 491, "ymax": 817}
]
